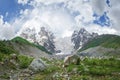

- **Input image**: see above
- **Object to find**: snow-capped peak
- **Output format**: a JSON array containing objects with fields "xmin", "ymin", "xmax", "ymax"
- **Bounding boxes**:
[{"xmin": 71, "ymin": 28, "xmax": 98, "ymax": 50}]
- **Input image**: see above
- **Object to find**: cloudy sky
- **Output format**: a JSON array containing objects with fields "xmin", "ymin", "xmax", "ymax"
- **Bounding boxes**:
[{"xmin": 0, "ymin": 0, "xmax": 120, "ymax": 39}]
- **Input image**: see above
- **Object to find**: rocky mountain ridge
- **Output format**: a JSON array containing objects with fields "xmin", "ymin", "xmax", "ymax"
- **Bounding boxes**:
[
  {"xmin": 78, "ymin": 34, "xmax": 120, "ymax": 57},
  {"xmin": 19, "ymin": 26, "xmax": 98, "ymax": 54},
  {"xmin": 20, "ymin": 27, "xmax": 56, "ymax": 53},
  {"xmin": 71, "ymin": 28, "xmax": 98, "ymax": 50}
]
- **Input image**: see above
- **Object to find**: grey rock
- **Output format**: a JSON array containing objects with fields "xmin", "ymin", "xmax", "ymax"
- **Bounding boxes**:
[
  {"xmin": 29, "ymin": 58, "xmax": 47, "ymax": 72},
  {"xmin": 39, "ymin": 27, "xmax": 56, "ymax": 53},
  {"xmin": 20, "ymin": 27, "xmax": 56, "ymax": 53},
  {"xmin": 63, "ymin": 54, "xmax": 80, "ymax": 67}
]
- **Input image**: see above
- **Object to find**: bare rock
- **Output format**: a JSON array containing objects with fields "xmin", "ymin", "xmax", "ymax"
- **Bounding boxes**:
[
  {"xmin": 29, "ymin": 58, "xmax": 47, "ymax": 72},
  {"xmin": 63, "ymin": 54, "xmax": 80, "ymax": 67}
]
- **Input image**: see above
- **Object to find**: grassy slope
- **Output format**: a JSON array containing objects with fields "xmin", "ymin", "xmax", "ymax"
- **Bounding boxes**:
[
  {"xmin": 0, "ymin": 36, "xmax": 51, "ymax": 61},
  {"xmin": 0, "ymin": 40, "xmax": 18, "ymax": 61},
  {"xmin": 33, "ymin": 57, "xmax": 120, "ymax": 80},
  {"xmin": 11, "ymin": 37, "xmax": 51, "ymax": 54},
  {"xmin": 79, "ymin": 34, "xmax": 120, "ymax": 51},
  {"xmin": 0, "ymin": 40, "xmax": 17, "ymax": 55}
]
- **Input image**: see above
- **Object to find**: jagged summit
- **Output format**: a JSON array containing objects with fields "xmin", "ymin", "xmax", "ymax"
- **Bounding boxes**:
[
  {"xmin": 18, "ymin": 26, "xmax": 99, "ymax": 55},
  {"xmin": 79, "ymin": 28, "xmax": 87, "ymax": 34},
  {"xmin": 19, "ymin": 26, "xmax": 56, "ymax": 53},
  {"xmin": 71, "ymin": 28, "xmax": 98, "ymax": 50}
]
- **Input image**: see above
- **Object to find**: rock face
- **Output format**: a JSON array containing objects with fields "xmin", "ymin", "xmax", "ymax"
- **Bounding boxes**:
[
  {"xmin": 39, "ymin": 27, "xmax": 56, "ymax": 53},
  {"xmin": 20, "ymin": 27, "xmax": 56, "ymax": 53},
  {"xmin": 71, "ymin": 28, "xmax": 98, "ymax": 50},
  {"xmin": 29, "ymin": 58, "xmax": 47, "ymax": 72}
]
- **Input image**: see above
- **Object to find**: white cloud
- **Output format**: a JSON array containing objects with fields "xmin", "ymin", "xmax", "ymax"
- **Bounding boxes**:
[
  {"xmin": 0, "ymin": 16, "xmax": 4, "ymax": 25},
  {"xmin": 17, "ymin": 3, "xmax": 75, "ymax": 38},
  {"xmin": 110, "ymin": 0, "xmax": 120, "ymax": 6},
  {"xmin": 62, "ymin": 30, "xmax": 73, "ymax": 38},
  {"xmin": 108, "ymin": 1, "xmax": 120, "ymax": 32},
  {"xmin": 1, "ymin": 0, "xmax": 120, "ymax": 40},
  {"xmin": 90, "ymin": 0, "xmax": 120, "ymax": 34},
  {"xmin": 90, "ymin": 0, "xmax": 107, "ymax": 15},
  {"xmin": 39, "ymin": 8, "xmax": 75, "ymax": 37},
  {"xmin": 0, "ymin": 16, "xmax": 15, "ymax": 40},
  {"xmin": 18, "ymin": 0, "xmax": 29, "ymax": 5},
  {"xmin": 29, "ymin": 0, "xmax": 67, "ymax": 6},
  {"xmin": 16, "ymin": 0, "xmax": 120, "ymax": 37},
  {"xmin": 85, "ymin": 24, "xmax": 118, "ymax": 35},
  {"xmin": 67, "ymin": 0, "xmax": 93, "ymax": 23}
]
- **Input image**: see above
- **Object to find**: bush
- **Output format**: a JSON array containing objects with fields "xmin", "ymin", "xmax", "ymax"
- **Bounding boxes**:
[
  {"xmin": 76, "ymin": 58, "xmax": 80, "ymax": 65},
  {"xmin": 0, "ymin": 41, "xmax": 17, "ymax": 55},
  {"xmin": 0, "ymin": 53, "xmax": 5, "ymax": 61},
  {"xmin": 18, "ymin": 55, "xmax": 33, "ymax": 69},
  {"xmin": 0, "ymin": 53, "xmax": 9, "ymax": 61},
  {"xmin": 43, "ymin": 65, "xmax": 59, "ymax": 74}
]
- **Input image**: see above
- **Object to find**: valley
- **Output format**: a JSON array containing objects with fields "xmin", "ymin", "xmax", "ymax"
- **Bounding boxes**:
[
  {"xmin": 0, "ymin": 28, "xmax": 120, "ymax": 80},
  {"xmin": 0, "ymin": 0, "xmax": 120, "ymax": 80}
]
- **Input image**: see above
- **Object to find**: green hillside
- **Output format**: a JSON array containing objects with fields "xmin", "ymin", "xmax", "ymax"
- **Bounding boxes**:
[
  {"xmin": 0, "ymin": 40, "xmax": 17, "ymax": 61},
  {"xmin": 0, "ymin": 40, "xmax": 18, "ymax": 55},
  {"xmin": 79, "ymin": 34, "xmax": 120, "ymax": 51},
  {"xmin": 11, "ymin": 37, "xmax": 32, "ymax": 45},
  {"xmin": 0, "ymin": 37, "xmax": 51, "ymax": 56},
  {"xmin": 12, "ymin": 37, "xmax": 51, "ymax": 54}
]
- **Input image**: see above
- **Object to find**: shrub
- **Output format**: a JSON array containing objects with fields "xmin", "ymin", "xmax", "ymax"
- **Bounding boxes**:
[
  {"xmin": 76, "ymin": 58, "xmax": 80, "ymax": 65},
  {"xmin": 43, "ymin": 65, "xmax": 59, "ymax": 74},
  {"xmin": 0, "ymin": 41, "xmax": 17, "ymax": 55},
  {"xmin": 18, "ymin": 55, "xmax": 33, "ymax": 69},
  {"xmin": 0, "ymin": 53, "xmax": 5, "ymax": 61},
  {"xmin": 0, "ymin": 53, "xmax": 9, "ymax": 61}
]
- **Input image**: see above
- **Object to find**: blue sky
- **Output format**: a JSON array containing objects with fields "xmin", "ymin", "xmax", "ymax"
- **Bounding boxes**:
[
  {"xmin": 93, "ymin": 12, "xmax": 111, "ymax": 27},
  {"xmin": 0, "ymin": 0, "xmax": 32, "ymax": 21},
  {"xmin": 0, "ymin": 0, "xmax": 109, "ymax": 26},
  {"xmin": 0, "ymin": 0, "xmax": 119, "ymax": 39}
]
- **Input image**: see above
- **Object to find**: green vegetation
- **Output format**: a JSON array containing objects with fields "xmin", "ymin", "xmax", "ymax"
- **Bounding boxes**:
[
  {"xmin": 18, "ymin": 55, "xmax": 33, "ymax": 69},
  {"xmin": 79, "ymin": 34, "xmax": 120, "ymax": 51},
  {"xmin": 70, "ymin": 57, "xmax": 120, "ymax": 79},
  {"xmin": 0, "ymin": 53, "xmax": 5, "ymax": 61},
  {"xmin": 0, "ymin": 40, "xmax": 18, "ymax": 61},
  {"xmin": 33, "ymin": 59, "xmax": 62, "ymax": 80},
  {"xmin": 33, "ymin": 57, "xmax": 120, "ymax": 80},
  {"xmin": 0, "ymin": 40, "xmax": 18, "ymax": 55},
  {"xmin": 12, "ymin": 37, "xmax": 51, "ymax": 54},
  {"xmin": 0, "ymin": 73, "xmax": 10, "ymax": 79},
  {"xmin": 0, "ymin": 52, "xmax": 120, "ymax": 80},
  {"xmin": 12, "ymin": 37, "xmax": 32, "ymax": 45},
  {"xmin": 0, "ymin": 36, "xmax": 51, "ymax": 61},
  {"xmin": 41, "ymin": 57, "xmax": 52, "ymax": 64},
  {"xmin": 0, "ymin": 35, "xmax": 120, "ymax": 79}
]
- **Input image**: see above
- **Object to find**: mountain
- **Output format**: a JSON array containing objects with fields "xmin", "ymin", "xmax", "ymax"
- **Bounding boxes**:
[
  {"xmin": 19, "ymin": 27, "xmax": 98, "ymax": 55},
  {"xmin": 12, "ymin": 37, "xmax": 51, "ymax": 54},
  {"xmin": 19, "ymin": 27, "xmax": 56, "ymax": 53},
  {"xmin": 71, "ymin": 28, "xmax": 98, "ymax": 50},
  {"xmin": 0, "ymin": 37, "xmax": 52, "ymax": 59},
  {"xmin": 78, "ymin": 34, "xmax": 120, "ymax": 57}
]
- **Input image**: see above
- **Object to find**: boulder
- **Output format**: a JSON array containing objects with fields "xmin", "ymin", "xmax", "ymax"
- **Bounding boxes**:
[
  {"xmin": 29, "ymin": 58, "xmax": 47, "ymax": 72},
  {"xmin": 63, "ymin": 54, "xmax": 80, "ymax": 67}
]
